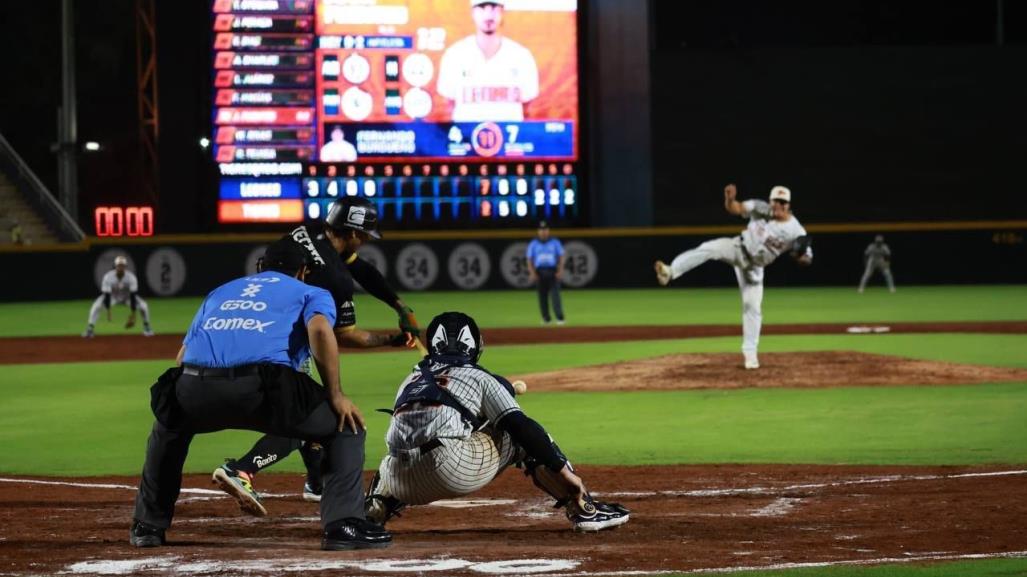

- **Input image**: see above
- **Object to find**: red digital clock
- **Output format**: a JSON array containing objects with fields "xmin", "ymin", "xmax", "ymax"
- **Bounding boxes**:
[{"xmin": 94, "ymin": 206, "xmax": 155, "ymax": 237}]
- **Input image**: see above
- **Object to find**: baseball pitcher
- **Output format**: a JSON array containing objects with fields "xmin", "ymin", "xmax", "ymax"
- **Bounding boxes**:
[
  {"xmin": 364, "ymin": 311, "xmax": 630, "ymax": 532},
  {"xmin": 655, "ymin": 184, "xmax": 812, "ymax": 369}
]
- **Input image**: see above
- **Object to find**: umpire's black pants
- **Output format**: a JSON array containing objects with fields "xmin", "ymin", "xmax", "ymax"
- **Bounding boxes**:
[
  {"xmin": 536, "ymin": 268, "xmax": 564, "ymax": 322},
  {"xmin": 133, "ymin": 369, "xmax": 365, "ymax": 530}
]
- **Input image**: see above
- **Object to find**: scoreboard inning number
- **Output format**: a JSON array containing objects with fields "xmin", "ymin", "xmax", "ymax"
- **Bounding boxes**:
[{"xmin": 94, "ymin": 206, "xmax": 155, "ymax": 237}]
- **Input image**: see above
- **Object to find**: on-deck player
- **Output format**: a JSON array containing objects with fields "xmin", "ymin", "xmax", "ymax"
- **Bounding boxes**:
[
  {"xmin": 82, "ymin": 255, "xmax": 153, "ymax": 338},
  {"xmin": 364, "ymin": 311, "xmax": 630, "ymax": 533},
  {"xmin": 436, "ymin": 0, "xmax": 539, "ymax": 122},
  {"xmin": 654, "ymin": 184, "xmax": 812, "ymax": 370}
]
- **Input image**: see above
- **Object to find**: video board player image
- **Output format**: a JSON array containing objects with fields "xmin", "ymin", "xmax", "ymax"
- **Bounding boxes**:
[{"xmin": 211, "ymin": 0, "xmax": 581, "ymax": 227}]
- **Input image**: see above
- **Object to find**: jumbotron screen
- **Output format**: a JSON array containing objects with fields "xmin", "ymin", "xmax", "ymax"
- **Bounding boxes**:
[{"xmin": 212, "ymin": 0, "xmax": 581, "ymax": 226}]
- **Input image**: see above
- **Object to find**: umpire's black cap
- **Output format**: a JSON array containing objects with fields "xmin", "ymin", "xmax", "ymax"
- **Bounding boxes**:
[{"xmin": 261, "ymin": 237, "xmax": 311, "ymax": 275}]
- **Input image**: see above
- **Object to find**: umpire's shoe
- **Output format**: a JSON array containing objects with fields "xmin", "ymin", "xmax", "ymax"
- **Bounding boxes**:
[
  {"xmin": 322, "ymin": 518, "xmax": 392, "ymax": 551},
  {"xmin": 567, "ymin": 498, "xmax": 631, "ymax": 532},
  {"xmin": 212, "ymin": 464, "xmax": 267, "ymax": 517},
  {"xmin": 129, "ymin": 519, "xmax": 166, "ymax": 547}
]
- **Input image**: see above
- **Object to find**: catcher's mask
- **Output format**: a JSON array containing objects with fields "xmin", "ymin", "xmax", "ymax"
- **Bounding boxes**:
[
  {"xmin": 426, "ymin": 311, "xmax": 483, "ymax": 364},
  {"xmin": 325, "ymin": 197, "xmax": 381, "ymax": 239}
]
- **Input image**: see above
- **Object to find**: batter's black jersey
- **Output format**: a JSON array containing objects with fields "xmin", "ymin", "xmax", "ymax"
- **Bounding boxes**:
[{"xmin": 286, "ymin": 225, "xmax": 357, "ymax": 329}]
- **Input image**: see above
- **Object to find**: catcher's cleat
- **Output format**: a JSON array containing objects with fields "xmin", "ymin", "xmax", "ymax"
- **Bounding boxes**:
[
  {"xmin": 654, "ymin": 261, "xmax": 671, "ymax": 286},
  {"xmin": 129, "ymin": 519, "xmax": 166, "ymax": 547},
  {"xmin": 364, "ymin": 471, "xmax": 406, "ymax": 525},
  {"xmin": 567, "ymin": 499, "xmax": 630, "ymax": 532},
  {"xmin": 322, "ymin": 517, "xmax": 392, "ymax": 551},
  {"xmin": 303, "ymin": 481, "xmax": 322, "ymax": 503},
  {"xmin": 212, "ymin": 464, "xmax": 267, "ymax": 517}
]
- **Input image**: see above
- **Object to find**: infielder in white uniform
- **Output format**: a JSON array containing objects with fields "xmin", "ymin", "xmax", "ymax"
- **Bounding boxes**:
[
  {"xmin": 654, "ymin": 184, "xmax": 812, "ymax": 369},
  {"xmin": 83, "ymin": 255, "xmax": 154, "ymax": 337},
  {"xmin": 365, "ymin": 311, "xmax": 629, "ymax": 532},
  {"xmin": 436, "ymin": 0, "xmax": 539, "ymax": 122}
]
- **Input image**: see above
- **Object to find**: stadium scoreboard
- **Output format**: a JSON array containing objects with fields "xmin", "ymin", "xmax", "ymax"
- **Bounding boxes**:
[{"xmin": 212, "ymin": 0, "xmax": 582, "ymax": 227}]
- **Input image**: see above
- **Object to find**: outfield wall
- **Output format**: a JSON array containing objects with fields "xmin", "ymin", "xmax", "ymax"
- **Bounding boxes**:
[{"xmin": 1, "ymin": 226, "xmax": 1023, "ymax": 301}]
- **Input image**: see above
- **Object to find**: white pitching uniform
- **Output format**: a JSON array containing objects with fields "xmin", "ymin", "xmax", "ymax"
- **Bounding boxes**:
[
  {"xmin": 436, "ymin": 36, "xmax": 539, "ymax": 122},
  {"xmin": 668, "ymin": 200, "xmax": 811, "ymax": 365},
  {"xmin": 86, "ymin": 269, "xmax": 152, "ymax": 335},
  {"xmin": 369, "ymin": 362, "xmax": 523, "ymax": 506}
]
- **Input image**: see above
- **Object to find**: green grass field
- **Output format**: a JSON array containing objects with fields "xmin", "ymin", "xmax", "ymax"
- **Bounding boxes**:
[
  {"xmin": 1, "ymin": 286, "xmax": 1024, "ymax": 576},
  {"xmin": 2, "ymin": 285, "xmax": 1025, "ymax": 337}
]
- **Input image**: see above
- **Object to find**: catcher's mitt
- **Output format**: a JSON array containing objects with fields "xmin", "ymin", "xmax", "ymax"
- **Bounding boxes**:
[{"xmin": 791, "ymin": 235, "xmax": 812, "ymax": 258}]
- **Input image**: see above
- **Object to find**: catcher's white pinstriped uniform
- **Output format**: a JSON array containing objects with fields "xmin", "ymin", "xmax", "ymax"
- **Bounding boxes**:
[
  {"xmin": 667, "ymin": 198, "xmax": 810, "ymax": 365},
  {"xmin": 372, "ymin": 362, "xmax": 524, "ymax": 504}
]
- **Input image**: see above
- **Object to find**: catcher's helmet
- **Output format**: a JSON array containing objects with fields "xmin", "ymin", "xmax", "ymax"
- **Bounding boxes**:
[
  {"xmin": 426, "ymin": 311, "xmax": 484, "ymax": 364},
  {"xmin": 325, "ymin": 197, "xmax": 381, "ymax": 239}
]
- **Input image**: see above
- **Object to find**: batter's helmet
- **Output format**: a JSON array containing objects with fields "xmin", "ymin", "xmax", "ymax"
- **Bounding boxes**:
[
  {"xmin": 426, "ymin": 311, "xmax": 484, "ymax": 364},
  {"xmin": 325, "ymin": 197, "xmax": 381, "ymax": 239}
]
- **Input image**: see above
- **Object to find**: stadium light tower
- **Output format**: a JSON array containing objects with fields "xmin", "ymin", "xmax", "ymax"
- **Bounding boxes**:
[{"xmin": 57, "ymin": 0, "xmax": 79, "ymax": 220}]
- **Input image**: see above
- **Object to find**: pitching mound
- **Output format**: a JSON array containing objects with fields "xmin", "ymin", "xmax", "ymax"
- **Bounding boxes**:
[{"xmin": 513, "ymin": 351, "xmax": 1027, "ymax": 392}]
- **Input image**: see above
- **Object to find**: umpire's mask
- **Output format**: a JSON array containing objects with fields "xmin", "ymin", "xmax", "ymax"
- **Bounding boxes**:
[{"xmin": 426, "ymin": 312, "xmax": 484, "ymax": 364}]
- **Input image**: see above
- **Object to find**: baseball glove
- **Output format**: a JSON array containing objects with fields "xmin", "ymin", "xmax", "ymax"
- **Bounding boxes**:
[
  {"xmin": 791, "ymin": 235, "xmax": 812, "ymax": 258},
  {"xmin": 125, "ymin": 313, "xmax": 137, "ymax": 329}
]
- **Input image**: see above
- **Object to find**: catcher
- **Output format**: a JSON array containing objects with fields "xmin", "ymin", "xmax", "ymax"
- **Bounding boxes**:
[
  {"xmin": 655, "ymin": 183, "xmax": 812, "ymax": 369},
  {"xmin": 364, "ymin": 311, "xmax": 630, "ymax": 532}
]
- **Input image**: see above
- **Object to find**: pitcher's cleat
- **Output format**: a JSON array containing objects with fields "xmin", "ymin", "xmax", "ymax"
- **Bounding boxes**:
[{"xmin": 654, "ymin": 261, "xmax": 671, "ymax": 286}]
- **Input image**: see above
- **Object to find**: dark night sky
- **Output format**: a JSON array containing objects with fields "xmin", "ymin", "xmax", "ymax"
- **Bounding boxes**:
[{"xmin": 0, "ymin": 1, "xmax": 1023, "ymax": 231}]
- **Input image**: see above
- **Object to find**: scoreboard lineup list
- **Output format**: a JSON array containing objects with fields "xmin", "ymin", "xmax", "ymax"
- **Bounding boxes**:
[{"xmin": 211, "ymin": 0, "xmax": 582, "ymax": 227}]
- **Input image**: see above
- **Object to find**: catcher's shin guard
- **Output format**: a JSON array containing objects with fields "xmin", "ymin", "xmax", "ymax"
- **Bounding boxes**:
[{"xmin": 522, "ymin": 442, "xmax": 631, "ymax": 531}]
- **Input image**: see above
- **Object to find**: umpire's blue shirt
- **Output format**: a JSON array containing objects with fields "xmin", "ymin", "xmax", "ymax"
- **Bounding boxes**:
[
  {"xmin": 526, "ymin": 238, "xmax": 564, "ymax": 269},
  {"xmin": 182, "ymin": 271, "xmax": 336, "ymax": 371}
]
